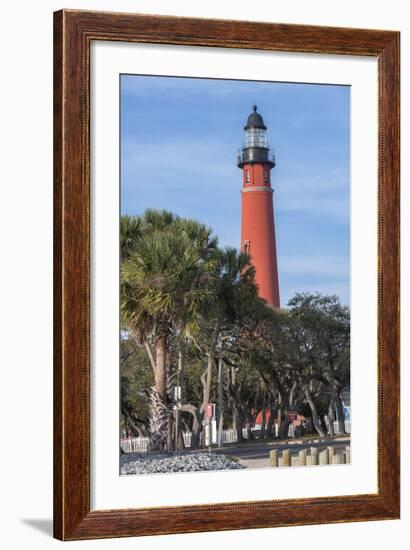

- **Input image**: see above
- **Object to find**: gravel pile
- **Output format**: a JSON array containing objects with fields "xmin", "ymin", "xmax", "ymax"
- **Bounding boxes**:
[{"xmin": 121, "ymin": 451, "xmax": 244, "ymax": 475}]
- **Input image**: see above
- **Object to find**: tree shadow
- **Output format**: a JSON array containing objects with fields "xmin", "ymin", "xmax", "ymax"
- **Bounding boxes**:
[{"xmin": 21, "ymin": 519, "xmax": 53, "ymax": 537}]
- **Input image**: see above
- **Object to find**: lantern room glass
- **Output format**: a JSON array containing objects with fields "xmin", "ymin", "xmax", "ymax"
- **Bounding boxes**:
[{"xmin": 245, "ymin": 127, "xmax": 267, "ymax": 148}]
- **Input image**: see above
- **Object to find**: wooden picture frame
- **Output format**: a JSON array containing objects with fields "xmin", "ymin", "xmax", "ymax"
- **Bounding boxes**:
[{"xmin": 53, "ymin": 9, "xmax": 400, "ymax": 540}]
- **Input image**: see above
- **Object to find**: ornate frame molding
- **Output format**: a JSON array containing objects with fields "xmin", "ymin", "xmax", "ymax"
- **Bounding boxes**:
[{"xmin": 54, "ymin": 9, "xmax": 400, "ymax": 540}]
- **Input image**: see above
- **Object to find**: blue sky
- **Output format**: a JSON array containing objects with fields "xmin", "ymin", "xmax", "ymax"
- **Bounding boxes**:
[{"xmin": 120, "ymin": 75, "xmax": 350, "ymax": 306}]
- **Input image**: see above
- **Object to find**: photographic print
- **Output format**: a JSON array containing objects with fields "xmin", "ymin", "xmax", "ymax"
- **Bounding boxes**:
[
  {"xmin": 54, "ymin": 12, "xmax": 400, "ymax": 538},
  {"xmin": 119, "ymin": 74, "xmax": 351, "ymax": 476}
]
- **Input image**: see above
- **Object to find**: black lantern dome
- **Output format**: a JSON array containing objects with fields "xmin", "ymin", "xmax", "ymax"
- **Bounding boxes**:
[{"xmin": 244, "ymin": 105, "xmax": 267, "ymax": 130}]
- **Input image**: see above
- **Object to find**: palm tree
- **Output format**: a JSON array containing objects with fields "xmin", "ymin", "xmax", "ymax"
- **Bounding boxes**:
[
  {"xmin": 120, "ymin": 215, "xmax": 143, "ymax": 259},
  {"xmin": 122, "ymin": 226, "xmax": 214, "ymax": 386},
  {"xmin": 120, "ymin": 211, "xmax": 218, "ymax": 449}
]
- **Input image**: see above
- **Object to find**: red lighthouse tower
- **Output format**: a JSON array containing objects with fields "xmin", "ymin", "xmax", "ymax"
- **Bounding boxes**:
[{"xmin": 237, "ymin": 105, "xmax": 280, "ymax": 307}]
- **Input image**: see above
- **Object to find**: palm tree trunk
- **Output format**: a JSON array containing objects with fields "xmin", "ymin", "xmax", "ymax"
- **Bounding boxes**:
[{"xmin": 154, "ymin": 336, "xmax": 167, "ymax": 400}]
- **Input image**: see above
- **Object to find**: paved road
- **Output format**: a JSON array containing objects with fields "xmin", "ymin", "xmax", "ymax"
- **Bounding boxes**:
[{"xmin": 212, "ymin": 439, "xmax": 350, "ymax": 461}]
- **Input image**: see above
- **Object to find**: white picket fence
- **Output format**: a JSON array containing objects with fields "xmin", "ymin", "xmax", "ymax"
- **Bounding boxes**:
[
  {"xmin": 121, "ymin": 422, "xmax": 350, "ymax": 453},
  {"xmin": 121, "ymin": 428, "xmax": 246, "ymax": 453},
  {"xmin": 121, "ymin": 437, "xmax": 150, "ymax": 453}
]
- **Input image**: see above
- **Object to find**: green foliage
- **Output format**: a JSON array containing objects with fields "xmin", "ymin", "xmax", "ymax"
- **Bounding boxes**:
[
  {"xmin": 286, "ymin": 292, "xmax": 350, "ymax": 387},
  {"xmin": 120, "ymin": 210, "xmax": 351, "ymax": 442},
  {"xmin": 121, "ymin": 210, "xmax": 217, "ymax": 343},
  {"xmin": 120, "ymin": 339, "xmax": 153, "ymax": 427}
]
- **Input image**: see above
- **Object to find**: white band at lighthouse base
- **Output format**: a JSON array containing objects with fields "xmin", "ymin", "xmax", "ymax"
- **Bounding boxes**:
[
  {"xmin": 241, "ymin": 186, "xmax": 273, "ymax": 193},
  {"xmin": 90, "ymin": 41, "xmax": 377, "ymax": 511}
]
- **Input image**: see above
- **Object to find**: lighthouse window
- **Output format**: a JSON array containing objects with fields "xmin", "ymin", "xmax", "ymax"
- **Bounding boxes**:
[
  {"xmin": 245, "ymin": 128, "xmax": 267, "ymax": 148},
  {"xmin": 264, "ymin": 169, "xmax": 269, "ymax": 183},
  {"xmin": 246, "ymin": 170, "xmax": 250, "ymax": 183}
]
